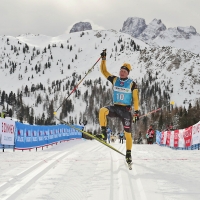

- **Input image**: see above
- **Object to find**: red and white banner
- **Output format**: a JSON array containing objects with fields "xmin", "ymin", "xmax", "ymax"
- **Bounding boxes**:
[
  {"xmin": 192, "ymin": 122, "xmax": 200, "ymax": 145},
  {"xmin": 169, "ymin": 131, "xmax": 174, "ymax": 147},
  {"xmin": 183, "ymin": 126, "xmax": 192, "ymax": 147},
  {"xmin": 161, "ymin": 131, "xmax": 167, "ymax": 145},
  {"xmin": 157, "ymin": 121, "xmax": 200, "ymax": 148},
  {"xmin": 178, "ymin": 129, "xmax": 185, "ymax": 148},
  {"xmin": 166, "ymin": 131, "xmax": 171, "ymax": 146},
  {"xmin": 174, "ymin": 130, "xmax": 179, "ymax": 148},
  {"xmin": 0, "ymin": 118, "xmax": 15, "ymax": 145}
]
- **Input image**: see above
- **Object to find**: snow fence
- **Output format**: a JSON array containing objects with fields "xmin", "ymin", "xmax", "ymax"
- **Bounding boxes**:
[{"xmin": 156, "ymin": 121, "xmax": 200, "ymax": 150}]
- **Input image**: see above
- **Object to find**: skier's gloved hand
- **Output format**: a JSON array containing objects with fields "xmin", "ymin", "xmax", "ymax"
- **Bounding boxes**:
[
  {"xmin": 133, "ymin": 110, "xmax": 139, "ymax": 123},
  {"xmin": 100, "ymin": 49, "xmax": 106, "ymax": 60}
]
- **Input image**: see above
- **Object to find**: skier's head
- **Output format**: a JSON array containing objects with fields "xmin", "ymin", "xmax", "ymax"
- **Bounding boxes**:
[{"xmin": 120, "ymin": 63, "xmax": 131, "ymax": 78}]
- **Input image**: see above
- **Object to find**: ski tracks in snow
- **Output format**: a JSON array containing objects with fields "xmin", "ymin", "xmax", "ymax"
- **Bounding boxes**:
[
  {"xmin": 0, "ymin": 139, "xmax": 147, "ymax": 200},
  {"xmin": 1, "ymin": 139, "xmax": 199, "ymax": 200}
]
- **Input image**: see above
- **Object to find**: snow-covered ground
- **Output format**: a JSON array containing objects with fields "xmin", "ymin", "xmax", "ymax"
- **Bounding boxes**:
[{"xmin": 0, "ymin": 139, "xmax": 200, "ymax": 200}]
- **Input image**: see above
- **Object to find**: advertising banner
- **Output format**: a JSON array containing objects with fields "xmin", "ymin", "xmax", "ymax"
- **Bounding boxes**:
[
  {"xmin": 192, "ymin": 122, "xmax": 200, "ymax": 145},
  {"xmin": 174, "ymin": 130, "xmax": 179, "ymax": 148},
  {"xmin": 178, "ymin": 129, "xmax": 185, "ymax": 148},
  {"xmin": 156, "ymin": 130, "xmax": 161, "ymax": 144},
  {"xmin": 169, "ymin": 131, "xmax": 174, "ymax": 147},
  {"xmin": 161, "ymin": 131, "xmax": 167, "ymax": 145},
  {"xmin": 15, "ymin": 122, "xmax": 82, "ymax": 149},
  {"xmin": 183, "ymin": 126, "xmax": 192, "ymax": 147},
  {"xmin": 0, "ymin": 118, "xmax": 15, "ymax": 145},
  {"xmin": 166, "ymin": 131, "xmax": 171, "ymax": 146}
]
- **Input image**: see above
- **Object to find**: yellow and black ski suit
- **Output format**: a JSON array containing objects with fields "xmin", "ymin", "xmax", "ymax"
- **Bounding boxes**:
[{"xmin": 99, "ymin": 60, "xmax": 139, "ymax": 151}]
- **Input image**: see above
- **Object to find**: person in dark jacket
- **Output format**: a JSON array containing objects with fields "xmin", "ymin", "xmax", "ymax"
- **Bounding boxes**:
[
  {"xmin": 119, "ymin": 132, "xmax": 124, "ymax": 144},
  {"xmin": 146, "ymin": 125, "xmax": 155, "ymax": 144}
]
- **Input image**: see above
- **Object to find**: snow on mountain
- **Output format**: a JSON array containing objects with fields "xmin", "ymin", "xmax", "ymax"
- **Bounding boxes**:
[
  {"xmin": 0, "ymin": 29, "xmax": 147, "ymax": 124},
  {"xmin": 120, "ymin": 17, "xmax": 200, "ymax": 54},
  {"xmin": 138, "ymin": 46, "xmax": 200, "ymax": 107},
  {"xmin": 0, "ymin": 29, "xmax": 200, "ymax": 128},
  {"xmin": 69, "ymin": 22, "xmax": 92, "ymax": 33},
  {"xmin": 152, "ymin": 26, "xmax": 200, "ymax": 54}
]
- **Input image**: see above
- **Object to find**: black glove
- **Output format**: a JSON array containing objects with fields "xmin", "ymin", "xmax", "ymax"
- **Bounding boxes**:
[
  {"xmin": 133, "ymin": 110, "xmax": 139, "ymax": 123},
  {"xmin": 100, "ymin": 49, "xmax": 106, "ymax": 60}
]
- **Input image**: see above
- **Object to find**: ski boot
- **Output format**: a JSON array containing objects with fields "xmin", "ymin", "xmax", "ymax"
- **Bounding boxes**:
[
  {"xmin": 126, "ymin": 150, "xmax": 132, "ymax": 164},
  {"xmin": 96, "ymin": 127, "xmax": 107, "ymax": 142}
]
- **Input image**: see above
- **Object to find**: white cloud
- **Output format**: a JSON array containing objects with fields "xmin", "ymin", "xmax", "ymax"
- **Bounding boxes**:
[{"xmin": 65, "ymin": 19, "xmax": 105, "ymax": 34}]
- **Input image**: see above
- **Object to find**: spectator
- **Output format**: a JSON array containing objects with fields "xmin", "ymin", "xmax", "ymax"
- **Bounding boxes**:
[
  {"xmin": 106, "ymin": 127, "xmax": 112, "ymax": 143},
  {"xmin": 119, "ymin": 131, "xmax": 124, "ymax": 144},
  {"xmin": 1, "ymin": 109, "xmax": 6, "ymax": 118},
  {"xmin": 165, "ymin": 124, "xmax": 174, "ymax": 131},
  {"xmin": 146, "ymin": 125, "xmax": 155, "ymax": 144}
]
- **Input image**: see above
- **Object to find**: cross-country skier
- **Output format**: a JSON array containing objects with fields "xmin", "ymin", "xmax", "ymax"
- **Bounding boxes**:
[{"xmin": 96, "ymin": 50, "xmax": 139, "ymax": 164}]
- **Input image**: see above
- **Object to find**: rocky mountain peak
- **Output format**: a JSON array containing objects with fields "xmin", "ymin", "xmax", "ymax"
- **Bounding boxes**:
[
  {"xmin": 120, "ymin": 17, "xmax": 200, "ymax": 54},
  {"xmin": 177, "ymin": 26, "xmax": 197, "ymax": 39},
  {"xmin": 70, "ymin": 22, "xmax": 92, "ymax": 33},
  {"xmin": 138, "ymin": 18, "xmax": 166, "ymax": 41},
  {"xmin": 120, "ymin": 17, "xmax": 147, "ymax": 37}
]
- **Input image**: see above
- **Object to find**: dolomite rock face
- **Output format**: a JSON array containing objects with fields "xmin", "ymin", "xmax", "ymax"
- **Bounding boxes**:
[
  {"xmin": 120, "ymin": 17, "xmax": 147, "ymax": 37},
  {"xmin": 70, "ymin": 22, "xmax": 92, "ymax": 33}
]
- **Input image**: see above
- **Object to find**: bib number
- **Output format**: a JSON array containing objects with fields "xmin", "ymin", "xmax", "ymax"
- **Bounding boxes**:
[{"xmin": 117, "ymin": 93, "xmax": 124, "ymax": 100}]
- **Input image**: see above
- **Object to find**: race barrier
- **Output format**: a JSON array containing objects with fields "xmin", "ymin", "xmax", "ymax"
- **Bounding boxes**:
[
  {"xmin": 0, "ymin": 118, "xmax": 83, "ymax": 150},
  {"xmin": 156, "ymin": 121, "xmax": 200, "ymax": 150},
  {"xmin": 0, "ymin": 118, "xmax": 15, "ymax": 151}
]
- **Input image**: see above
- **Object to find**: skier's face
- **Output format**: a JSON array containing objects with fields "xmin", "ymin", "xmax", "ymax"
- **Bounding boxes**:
[{"xmin": 119, "ymin": 69, "xmax": 129, "ymax": 78}]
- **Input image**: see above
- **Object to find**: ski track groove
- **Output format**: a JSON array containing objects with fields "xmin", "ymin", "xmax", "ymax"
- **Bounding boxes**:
[
  {"xmin": 0, "ymin": 150, "xmax": 73, "ymax": 200},
  {"xmin": 0, "ymin": 151, "xmax": 61, "ymax": 193},
  {"xmin": 0, "ymin": 139, "xmax": 149, "ymax": 200},
  {"xmin": 109, "ymin": 151, "xmax": 114, "ymax": 200},
  {"xmin": 46, "ymin": 151, "xmax": 95, "ymax": 200}
]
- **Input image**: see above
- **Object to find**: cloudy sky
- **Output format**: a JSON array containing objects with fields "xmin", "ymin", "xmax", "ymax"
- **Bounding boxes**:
[{"xmin": 1, "ymin": 0, "xmax": 200, "ymax": 37}]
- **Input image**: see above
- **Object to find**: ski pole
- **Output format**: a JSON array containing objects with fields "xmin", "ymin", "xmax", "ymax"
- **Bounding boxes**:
[
  {"xmin": 54, "ymin": 115, "xmax": 125, "ymax": 156},
  {"xmin": 54, "ymin": 54, "xmax": 104, "ymax": 114},
  {"xmin": 139, "ymin": 101, "xmax": 175, "ymax": 119}
]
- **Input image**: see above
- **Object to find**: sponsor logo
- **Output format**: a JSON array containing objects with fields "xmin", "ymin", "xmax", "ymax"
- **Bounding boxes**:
[
  {"xmin": 18, "ymin": 130, "xmax": 23, "ymax": 136},
  {"xmin": 120, "ymin": 81, "xmax": 124, "ymax": 86},
  {"xmin": 114, "ymin": 86, "xmax": 131, "ymax": 93},
  {"xmin": 1, "ymin": 122, "xmax": 14, "ymax": 134},
  {"xmin": 125, "ymin": 120, "xmax": 130, "ymax": 126}
]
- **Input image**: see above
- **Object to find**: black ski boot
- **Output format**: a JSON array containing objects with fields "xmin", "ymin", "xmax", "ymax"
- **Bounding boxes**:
[
  {"xmin": 126, "ymin": 150, "xmax": 132, "ymax": 164},
  {"xmin": 96, "ymin": 127, "xmax": 107, "ymax": 142}
]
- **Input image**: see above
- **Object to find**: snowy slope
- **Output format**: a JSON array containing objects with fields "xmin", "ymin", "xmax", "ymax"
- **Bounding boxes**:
[
  {"xmin": 0, "ymin": 29, "xmax": 200, "ymax": 124},
  {"xmin": 0, "ymin": 30, "xmax": 148, "ymax": 121},
  {"xmin": 0, "ymin": 140, "xmax": 200, "ymax": 200},
  {"xmin": 151, "ymin": 27, "xmax": 200, "ymax": 54}
]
